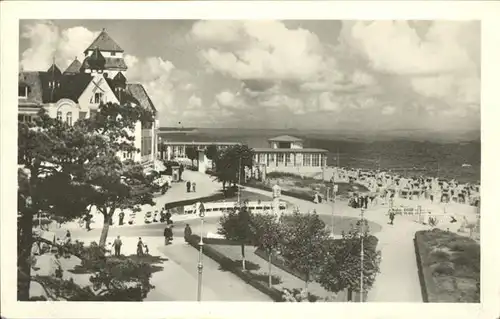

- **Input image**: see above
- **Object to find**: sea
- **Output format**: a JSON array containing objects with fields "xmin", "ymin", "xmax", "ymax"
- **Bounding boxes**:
[{"xmin": 159, "ymin": 128, "xmax": 481, "ymax": 184}]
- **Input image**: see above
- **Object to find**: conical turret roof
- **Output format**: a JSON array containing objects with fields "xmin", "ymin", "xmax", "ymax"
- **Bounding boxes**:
[
  {"xmin": 85, "ymin": 29, "xmax": 124, "ymax": 53},
  {"xmin": 63, "ymin": 58, "xmax": 82, "ymax": 75}
]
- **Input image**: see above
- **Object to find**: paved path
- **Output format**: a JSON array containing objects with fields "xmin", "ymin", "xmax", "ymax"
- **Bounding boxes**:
[{"xmin": 240, "ymin": 184, "xmax": 426, "ymax": 302}]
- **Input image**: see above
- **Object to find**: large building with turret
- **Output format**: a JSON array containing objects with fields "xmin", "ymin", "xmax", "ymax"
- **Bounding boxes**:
[{"xmin": 18, "ymin": 29, "xmax": 158, "ymax": 170}]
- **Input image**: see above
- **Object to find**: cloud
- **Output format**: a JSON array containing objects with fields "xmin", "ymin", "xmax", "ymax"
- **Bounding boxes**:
[
  {"xmin": 215, "ymin": 91, "xmax": 236, "ymax": 107},
  {"xmin": 20, "ymin": 21, "xmax": 98, "ymax": 71},
  {"xmin": 193, "ymin": 20, "xmax": 325, "ymax": 81},
  {"xmin": 381, "ymin": 105, "xmax": 396, "ymax": 115},
  {"xmin": 187, "ymin": 94, "xmax": 202, "ymax": 109},
  {"xmin": 339, "ymin": 21, "xmax": 480, "ymax": 109}
]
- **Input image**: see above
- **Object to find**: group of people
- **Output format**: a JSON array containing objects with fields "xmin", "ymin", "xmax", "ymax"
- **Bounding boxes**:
[
  {"xmin": 331, "ymin": 167, "xmax": 480, "ymax": 207},
  {"xmin": 186, "ymin": 180, "xmax": 197, "ymax": 193},
  {"xmin": 108, "ymin": 236, "xmax": 150, "ymax": 257}
]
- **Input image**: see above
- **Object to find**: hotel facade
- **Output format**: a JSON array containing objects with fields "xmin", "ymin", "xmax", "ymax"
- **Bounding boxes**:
[{"xmin": 18, "ymin": 29, "xmax": 158, "ymax": 169}]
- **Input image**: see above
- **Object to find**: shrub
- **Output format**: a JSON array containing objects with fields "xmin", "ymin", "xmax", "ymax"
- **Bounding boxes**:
[{"xmin": 433, "ymin": 262, "xmax": 455, "ymax": 276}]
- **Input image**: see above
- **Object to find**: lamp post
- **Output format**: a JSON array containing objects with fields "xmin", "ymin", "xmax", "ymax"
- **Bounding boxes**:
[
  {"xmin": 331, "ymin": 183, "xmax": 338, "ymax": 237},
  {"xmin": 360, "ymin": 208, "xmax": 365, "ymax": 302},
  {"xmin": 197, "ymin": 202, "xmax": 206, "ymax": 301}
]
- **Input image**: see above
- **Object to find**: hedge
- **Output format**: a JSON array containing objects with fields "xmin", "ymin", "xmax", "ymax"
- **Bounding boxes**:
[
  {"xmin": 186, "ymin": 234, "xmax": 283, "ymax": 301},
  {"xmin": 414, "ymin": 229, "xmax": 480, "ymax": 303},
  {"xmin": 164, "ymin": 192, "xmax": 227, "ymax": 210}
]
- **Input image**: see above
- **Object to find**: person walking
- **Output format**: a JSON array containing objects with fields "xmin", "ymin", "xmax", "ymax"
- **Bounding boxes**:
[
  {"xmin": 389, "ymin": 210, "xmax": 395, "ymax": 225},
  {"xmin": 166, "ymin": 210, "xmax": 173, "ymax": 225},
  {"xmin": 184, "ymin": 224, "xmax": 192, "ymax": 242},
  {"xmin": 113, "ymin": 236, "xmax": 123, "ymax": 257},
  {"xmin": 192, "ymin": 182, "xmax": 197, "ymax": 192},
  {"xmin": 119, "ymin": 210, "xmax": 125, "ymax": 226},
  {"xmin": 186, "ymin": 181, "xmax": 191, "ymax": 193},
  {"xmin": 85, "ymin": 213, "xmax": 92, "ymax": 231},
  {"xmin": 137, "ymin": 237, "xmax": 144, "ymax": 256},
  {"xmin": 65, "ymin": 230, "xmax": 71, "ymax": 244}
]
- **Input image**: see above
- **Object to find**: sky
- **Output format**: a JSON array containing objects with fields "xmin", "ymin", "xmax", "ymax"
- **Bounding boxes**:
[{"xmin": 19, "ymin": 19, "xmax": 480, "ymax": 132}]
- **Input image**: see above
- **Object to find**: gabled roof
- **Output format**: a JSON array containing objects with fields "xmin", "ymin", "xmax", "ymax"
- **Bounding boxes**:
[
  {"xmin": 19, "ymin": 71, "xmax": 93, "ymax": 105},
  {"xmin": 113, "ymin": 71, "xmax": 127, "ymax": 83},
  {"xmin": 47, "ymin": 64, "xmax": 62, "ymax": 77},
  {"xmin": 268, "ymin": 135, "xmax": 303, "ymax": 142},
  {"xmin": 126, "ymin": 83, "xmax": 156, "ymax": 114},
  {"xmin": 85, "ymin": 29, "xmax": 124, "ymax": 53},
  {"xmin": 63, "ymin": 58, "xmax": 82, "ymax": 75}
]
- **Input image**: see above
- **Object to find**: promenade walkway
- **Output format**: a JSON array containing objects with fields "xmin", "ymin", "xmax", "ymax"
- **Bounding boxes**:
[
  {"xmin": 57, "ymin": 170, "xmax": 223, "ymax": 231},
  {"xmin": 240, "ymin": 185, "xmax": 425, "ymax": 302}
]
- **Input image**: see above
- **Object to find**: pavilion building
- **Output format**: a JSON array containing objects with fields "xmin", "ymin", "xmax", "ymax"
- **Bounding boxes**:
[{"xmin": 253, "ymin": 135, "xmax": 328, "ymax": 177}]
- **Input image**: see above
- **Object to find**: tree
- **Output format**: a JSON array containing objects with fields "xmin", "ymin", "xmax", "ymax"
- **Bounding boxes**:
[
  {"xmin": 29, "ymin": 238, "xmax": 155, "ymax": 301},
  {"xmin": 205, "ymin": 144, "xmax": 218, "ymax": 170},
  {"xmin": 213, "ymin": 144, "xmax": 254, "ymax": 190},
  {"xmin": 251, "ymin": 213, "xmax": 283, "ymax": 287},
  {"xmin": 316, "ymin": 220, "xmax": 381, "ymax": 300},
  {"xmin": 217, "ymin": 204, "xmax": 254, "ymax": 270},
  {"xmin": 279, "ymin": 211, "xmax": 330, "ymax": 292},
  {"xmin": 17, "ymin": 102, "xmax": 156, "ymax": 299},
  {"xmin": 70, "ymin": 102, "xmax": 157, "ymax": 247},
  {"xmin": 185, "ymin": 146, "xmax": 198, "ymax": 168}
]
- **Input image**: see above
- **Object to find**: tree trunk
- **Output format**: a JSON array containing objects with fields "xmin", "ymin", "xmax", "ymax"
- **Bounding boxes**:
[
  {"xmin": 222, "ymin": 181, "xmax": 226, "ymax": 191},
  {"xmin": 99, "ymin": 210, "xmax": 114, "ymax": 247},
  {"xmin": 304, "ymin": 273, "xmax": 309, "ymax": 294},
  {"xmin": 241, "ymin": 244, "xmax": 246, "ymax": 270},
  {"xmin": 268, "ymin": 249, "xmax": 273, "ymax": 287},
  {"xmin": 18, "ymin": 209, "xmax": 34, "ymax": 300}
]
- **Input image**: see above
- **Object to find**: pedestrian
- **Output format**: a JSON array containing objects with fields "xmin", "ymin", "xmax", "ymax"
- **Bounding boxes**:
[
  {"xmin": 160, "ymin": 210, "xmax": 165, "ymax": 223},
  {"xmin": 153, "ymin": 211, "xmax": 158, "ymax": 223},
  {"xmin": 389, "ymin": 210, "xmax": 395, "ymax": 225},
  {"xmin": 166, "ymin": 210, "xmax": 172, "ymax": 225},
  {"xmin": 65, "ymin": 230, "xmax": 71, "ymax": 244},
  {"xmin": 364, "ymin": 195, "xmax": 369, "ymax": 209},
  {"xmin": 164, "ymin": 227, "xmax": 171, "ymax": 245},
  {"xmin": 184, "ymin": 223, "xmax": 192, "ymax": 242},
  {"xmin": 85, "ymin": 213, "xmax": 92, "ymax": 231},
  {"xmin": 167, "ymin": 225, "xmax": 174, "ymax": 241},
  {"xmin": 192, "ymin": 182, "xmax": 197, "ymax": 192},
  {"xmin": 186, "ymin": 180, "xmax": 191, "ymax": 193},
  {"xmin": 113, "ymin": 236, "xmax": 123, "ymax": 257},
  {"xmin": 144, "ymin": 244, "xmax": 149, "ymax": 255},
  {"xmin": 137, "ymin": 237, "xmax": 144, "ymax": 256},
  {"xmin": 119, "ymin": 210, "xmax": 125, "ymax": 226}
]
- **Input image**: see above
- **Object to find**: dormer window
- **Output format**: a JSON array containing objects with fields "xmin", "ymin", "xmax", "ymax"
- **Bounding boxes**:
[
  {"xmin": 92, "ymin": 92, "xmax": 103, "ymax": 104},
  {"xmin": 66, "ymin": 112, "xmax": 72, "ymax": 126},
  {"xmin": 57, "ymin": 111, "xmax": 62, "ymax": 122},
  {"xmin": 18, "ymin": 84, "xmax": 28, "ymax": 99}
]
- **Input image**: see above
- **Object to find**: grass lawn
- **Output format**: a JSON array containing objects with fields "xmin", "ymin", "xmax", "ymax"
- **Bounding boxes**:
[
  {"xmin": 415, "ymin": 228, "xmax": 480, "ymax": 302},
  {"xmin": 215, "ymin": 190, "xmax": 273, "ymax": 203},
  {"xmin": 253, "ymin": 172, "xmax": 370, "ymax": 200}
]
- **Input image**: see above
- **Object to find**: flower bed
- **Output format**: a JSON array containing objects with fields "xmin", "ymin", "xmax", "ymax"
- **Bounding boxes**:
[{"xmin": 414, "ymin": 228, "xmax": 480, "ymax": 302}]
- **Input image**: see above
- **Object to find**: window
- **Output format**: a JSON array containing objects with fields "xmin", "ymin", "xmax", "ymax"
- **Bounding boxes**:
[
  {"xmin": 259, "ymin": 153, "xmax": 266, "ymax": 164},
  {"xmin": 303, "ymin": 153, "xmax": 311, "ymax": 166},
  {"xmin": 66, "ymin": 112, "xmax": 72, "ymax": 126},
  {"xmin": 18, "ymin": 114, "xmax": 32, "ymax": 123},
  {"xmin": 312, "ymin": 154, "xmax": 320, "ymax": 167},
  {"xmin": 277, "ymin": 153, "xmax": 284, "ymax": 165},
  {"xmin": 92, "ymin": 92, "xmax": 103, "ymax": 104},
  {"xmin": 79, "ymin": 111, "xmax": 87, "ymax": 120},
  {"xmin": 111, "ymin": 52, "xmax": 116, "ymax": 56},
  {"xmin": 285, "ymin": 153, "xmax": 292, "ymax": 166},
  {"xmin": 18, "ymin": 85, "xmax": 28, "ymax": 98},
  {"xmin": 56, "ymin": 111, "xmax": 62, "ymax": 122}
]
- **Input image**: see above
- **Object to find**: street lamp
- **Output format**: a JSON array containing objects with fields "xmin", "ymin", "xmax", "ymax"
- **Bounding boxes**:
[
  {"xmin": 359, "ymin": 208, "xmax": 365, "ymax": 302},
  {"xmin": 197, "ymin": 202, "xmax": 206, "ymax": 302},
  {"xmin": 330, "ymin": 183, "xmax": 338, "ymax": 237}
]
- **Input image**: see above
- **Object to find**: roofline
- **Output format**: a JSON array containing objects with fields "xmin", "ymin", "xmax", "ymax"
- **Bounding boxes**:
[
  {"xmin": 84, "ymin": 48, "xmax": 125, "ymax": 53},
  {"xmin": 253, "ymin": 148, "xmax": 328, "ymax": 153}
]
